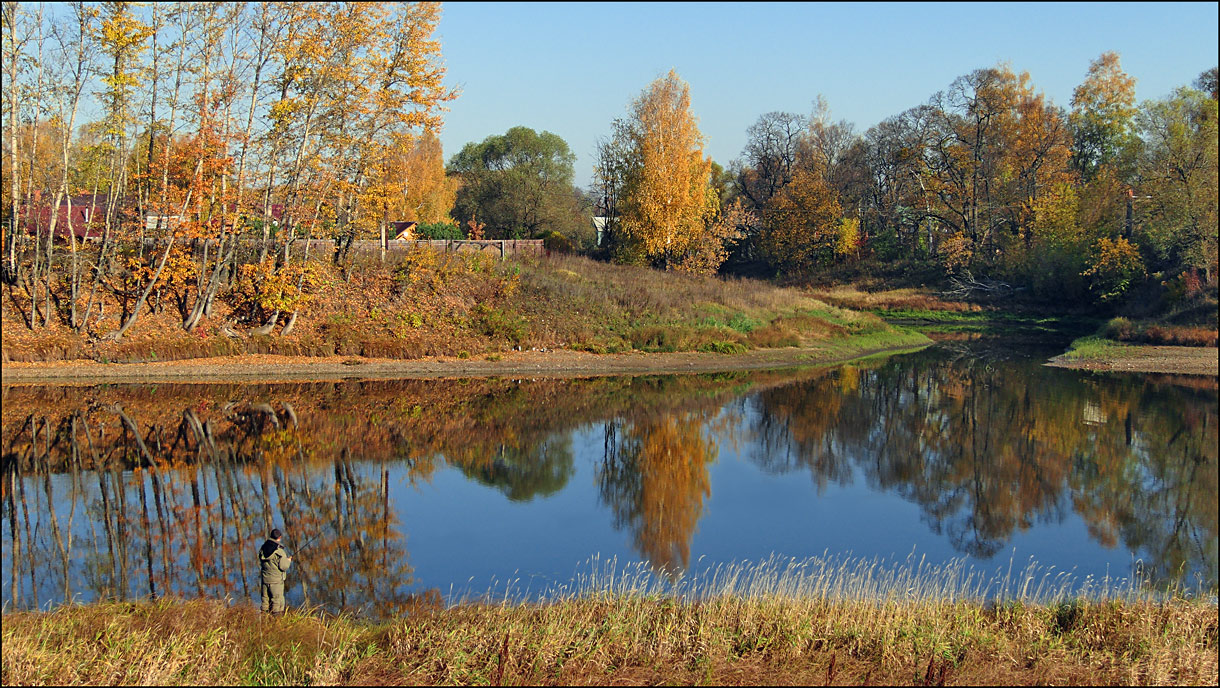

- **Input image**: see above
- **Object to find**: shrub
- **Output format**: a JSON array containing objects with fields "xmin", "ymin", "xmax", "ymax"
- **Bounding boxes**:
[
  {"xmin": 1102, "ymin": 317, "xmax": 1135, "ymax": 340},
  {"xmin": 1082, "ymin": 237, "xmax": 1145, "ymax": 303},
  {"xmin": 540, "ymin": 230, "xmax": 574, "ymax": 253},
  {"xmin": 225, "ymin": 260, "xmax": 327, "ymax": 325},
  {"xmin": 747, "ymin": 323, "xmax": 801, "ymax": 348},
  {"xmin": 698, "ymin": 340, "xmax": 748, "ymax": 354},
  {"xmin": 471, "ymin": 304, "xmax": 527, "ymax": 344},
  {"xmin": 391, "ymin": 247, "xmax": 444, "ymax": 294},
  {"xmin": 416, "ymin": 222, "xmax": 465, "ymax": 240},
  {"xmin": 1101, "ymin": 317, "xmax": 1217, "ymax": 347},
  {"xmin": 1162, "ymin": 268, "xmax": 1204, "ymax": 307}
]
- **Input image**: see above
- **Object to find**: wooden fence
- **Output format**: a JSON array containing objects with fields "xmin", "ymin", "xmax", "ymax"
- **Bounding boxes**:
[
  {"xmin": 117, "ymin": 237, "xmax": 546, "ymax": 259},
  {"xmin": 303, "ymin": 238, "xmax": 545, "ymax": 259}
]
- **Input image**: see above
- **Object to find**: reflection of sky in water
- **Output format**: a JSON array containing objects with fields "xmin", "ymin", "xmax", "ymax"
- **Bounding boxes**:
[
  {"xmin": 4, "ymin": 344, "xmax": 1217, "ymax": 613},
  {"xmin": 400, "ymin": 426, "xmax": 629, "ymax": 599},
  {"xmin": 398, "ymin": 411, "xmax": 1148, "ymax": 604}
]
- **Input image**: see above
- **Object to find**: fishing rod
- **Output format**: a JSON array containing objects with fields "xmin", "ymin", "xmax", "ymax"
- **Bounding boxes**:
[{"xmin": 289, "ymin": 534, "xmax": 321, "ymax": 556}]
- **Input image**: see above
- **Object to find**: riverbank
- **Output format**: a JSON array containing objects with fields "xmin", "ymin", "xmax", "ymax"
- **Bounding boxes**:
[
  {"xmin": 806, "ymin": 284, "xmax": 1218, "ymax": 377},
  {"xmin": 1046, "ymin": 336, "xmax": 1218, "ymax": 377},
  {"xmin": 3, "ymin": 594, "xmax": 1215, "ymax": 686},
  {"xmin": 2, "ymin": 253, "xmax": 913, "ymax": 363},
  {"xmin": 0, "ymin": 330, "xmax": 931, "ymax": 384}
]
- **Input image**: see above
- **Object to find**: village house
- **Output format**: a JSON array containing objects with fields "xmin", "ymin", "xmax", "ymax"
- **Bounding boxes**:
[
  {"xmin": 17, "ymin": 191, "xmax": 286, "ymax": 241},
  {"xmin": 392, "ymin": 221, "xmax": 418, "ymax": 240},
  {"xmin": 17, "ymin": 191, "xmax": 107, "ymax": 239}
]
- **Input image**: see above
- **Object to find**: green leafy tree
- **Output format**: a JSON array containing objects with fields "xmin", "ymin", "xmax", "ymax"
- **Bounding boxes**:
[
  {"xmin": 448, "ymin": 126, "xmax": 585, "ymax": 239},
  {"xmin": 1021, "ymin": 184, "xmax": 1090, "ymax": 299},
  {"xmin": 1070, "ymin": 52, "xmax": 1139, "ymax": 182},
  {"xmin": 1135, "ymin": 87, "xmax": 1218, "ymax": 283}
]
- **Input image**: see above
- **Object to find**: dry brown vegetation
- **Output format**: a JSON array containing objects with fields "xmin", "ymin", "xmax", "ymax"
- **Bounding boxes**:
[
  {"xmin": 808, "ymin": 285, "xmax": 986, "ymax": 314},
  {"xmin": 3, "ymin": 592, "xmax": 1215, "ymax": 686},
  {"xmin": 2, "ymin": 251, "xmax": 911, "ymax": 364},
  {"xmin": 1103, "ymin": 317, "xmax": 1218, "ymax": 347}
]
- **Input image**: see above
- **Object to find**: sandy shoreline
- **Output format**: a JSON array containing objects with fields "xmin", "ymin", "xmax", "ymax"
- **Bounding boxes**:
[
  {"xmin": 0, "ymin": 343, "xmax": 933, "ymax": 386},
  {"xmin": 1045, "ymin": 344, "xmax": 1218, "ymax": 377}
]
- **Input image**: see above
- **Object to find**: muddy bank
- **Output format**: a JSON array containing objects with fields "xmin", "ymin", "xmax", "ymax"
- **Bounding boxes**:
[{"xmin": 1, "ymin": 340, "xmax": 932, "ymax": 385}]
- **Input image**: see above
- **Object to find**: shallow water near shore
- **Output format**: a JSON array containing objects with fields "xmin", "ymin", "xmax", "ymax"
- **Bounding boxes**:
[{"xmin": 3, "ymin": 340, "xmax": 1215, "ymax": 617}]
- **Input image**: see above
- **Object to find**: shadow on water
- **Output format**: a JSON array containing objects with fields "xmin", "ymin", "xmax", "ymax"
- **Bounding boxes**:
[{"xmin": 3, "ymin": 342, "xmax": 1215, "ymax": 615}]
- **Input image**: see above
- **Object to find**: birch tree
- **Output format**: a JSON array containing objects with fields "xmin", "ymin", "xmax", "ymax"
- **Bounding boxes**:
[{"xmin": 608, "ymin": 69, "xmax": 717, "ymax": 270}]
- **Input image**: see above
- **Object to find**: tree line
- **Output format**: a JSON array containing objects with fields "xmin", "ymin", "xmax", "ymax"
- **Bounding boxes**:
[
  {"xmin": 591, "ymin": 59, "xmax": 1217, "ymax": 309},
  {"xmin": 3, "ymin": 2, "xmax": 1216, "ymax": 347},
  {"xmin": 425, "ymin": 55, "xmax": 1216, "ymax": 311}
]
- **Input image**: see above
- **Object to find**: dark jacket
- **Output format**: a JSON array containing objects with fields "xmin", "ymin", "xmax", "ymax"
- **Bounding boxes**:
[{"xmin": 258, "ymin": 539, "xmax": 292, "ymax": 583}]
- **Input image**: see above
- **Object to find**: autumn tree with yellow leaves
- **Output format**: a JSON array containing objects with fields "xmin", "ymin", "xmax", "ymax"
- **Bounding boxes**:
[
  {"xmin": 757, "ymin": 168, "xmax": 844, "ymax": 273},
  {"xmin": 1070, "ymin": 51, "xmax": 1139, "ymax": 183},
  {"xmin": 1, "ymin": 2, "xmax": 461, "ymax": 339},
  {"xmin": 599, "ymin": 70, "xmax": 724, "ymax": 272}
]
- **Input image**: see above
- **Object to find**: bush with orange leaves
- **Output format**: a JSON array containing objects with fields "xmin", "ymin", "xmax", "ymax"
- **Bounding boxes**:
[{"xmin": 225, "ymin": 260, "xmax": 328, "ymax": 326}]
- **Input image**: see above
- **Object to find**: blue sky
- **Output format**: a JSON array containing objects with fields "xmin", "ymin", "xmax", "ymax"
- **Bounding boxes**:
[{"xmin": 434, "ymin": 1, "xmax": 1219, "ymax": 187}]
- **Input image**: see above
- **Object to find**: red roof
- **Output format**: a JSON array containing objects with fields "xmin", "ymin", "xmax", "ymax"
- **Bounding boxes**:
[
  {"xmin": 19, "ymin": 196, "xmax": 286, "ymax": 239},
  {"xmin": 18, "ymin": 195, "xmax": 107, "ymax": 239}
]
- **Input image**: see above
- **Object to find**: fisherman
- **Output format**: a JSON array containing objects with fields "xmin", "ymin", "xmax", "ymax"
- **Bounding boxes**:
[{"xmin": 258, "ymin": 528, "xmax": 293, "ymax": 614}]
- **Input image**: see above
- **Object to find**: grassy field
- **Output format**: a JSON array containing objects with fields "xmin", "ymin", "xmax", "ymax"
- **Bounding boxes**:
[
  {"xmin": 3, "ymin": 555, "xmax": 1216, "ymax": 686},
  {"xmin": 2, "ymin": 251, "xmax": 929, "ymax": 364},
  {"xmin": 1059, "ymin": 335, "xmax": 1132, "ymax": 361},
  {"xmin": 806, "ymin": 284, "xmax": 1101, "ymax": 340},
  {"xmin": 810, "ymin": 284, "xmax": 1219, "ymax": 347}
]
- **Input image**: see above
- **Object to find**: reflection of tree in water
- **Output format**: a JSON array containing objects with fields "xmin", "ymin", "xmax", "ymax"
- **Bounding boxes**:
[
  {"xmin": 750, "ymin": 365, "xmax": 852, "ymax": 490},
  {"xmin": 2, "ymin": 373, "xmax": 764, "ymax": 611},
  {"xmin": 4, "ymin": 361, "xmax": 1214, "ymax": 607},
  {"xmin": 749, "ymin": 348, "xmax": 1218, "ymax": 584},
  {"xmin": 460, "ymin": 438, "xmax": 575, "ymax": 502},
  {"xmin": 598, "ymin": 412, "xmax": 717, "ymax": 574},
  {"xmin": 1069, "ymin": 390, "xmax": 1218, "ymax": 584},
  {"xmin": 1, "ymin": 404, "xmax": 427, "ymax": 616}
]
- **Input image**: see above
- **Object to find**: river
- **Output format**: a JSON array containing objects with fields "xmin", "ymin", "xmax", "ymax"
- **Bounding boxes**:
[{"xmin": 3, "ymin": 340, "xmax": 1215, "ymax": 616}]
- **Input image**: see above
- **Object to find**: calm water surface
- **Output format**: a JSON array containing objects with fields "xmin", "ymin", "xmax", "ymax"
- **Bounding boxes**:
[{"xmin": 3, "ymin": 341, "xmax": 1216, "ymax": 615}]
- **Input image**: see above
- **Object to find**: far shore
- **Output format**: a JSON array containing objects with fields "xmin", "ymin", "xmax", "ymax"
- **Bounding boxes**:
[
  {"xmin": 0, "ymin": 341, "xmax": 932, "ymax": 385},
  {"xmin": 1045, "ymin": 343, "xmax": 1218, "ymax": 377}
]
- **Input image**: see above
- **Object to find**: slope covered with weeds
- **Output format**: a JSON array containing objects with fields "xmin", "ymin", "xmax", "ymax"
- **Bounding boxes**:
[{"xmin": 2, "ymin": 250, "xmax": 926, "ymax": 364}]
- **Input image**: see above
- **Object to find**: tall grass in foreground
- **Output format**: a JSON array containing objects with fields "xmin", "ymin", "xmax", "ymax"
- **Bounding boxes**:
[
  {"xmin": 4, "ymin": 554, "xmax": 1216, "ymax": 686},
  {"xmin": 517, "ymin": 551, "xmax": 1214, "ymax": 608}
]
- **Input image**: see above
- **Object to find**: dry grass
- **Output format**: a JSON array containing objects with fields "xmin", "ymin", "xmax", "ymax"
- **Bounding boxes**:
[
  {"xmin": 4, "ymin": 555, "xmax": 1216, "ymax": 686},
  {"xmin": 808, "ymin": 285, "xmax": 984, "ymax": 314},
  {"xmin": 2, "ymin": 252, "xmax": 906, "ymax": 364},
  {"xmin": 1103, "ymin": 317, "xmax": 1218, "ymax": 347}
]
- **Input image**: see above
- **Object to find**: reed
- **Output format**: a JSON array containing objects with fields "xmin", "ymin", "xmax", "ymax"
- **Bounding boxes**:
[{"xmin": 4, "ymin": 553, "xmax": 1216, "ymax": 686}]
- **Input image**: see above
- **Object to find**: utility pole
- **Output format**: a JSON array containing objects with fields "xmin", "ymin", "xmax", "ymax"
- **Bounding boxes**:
[
  {"xmin": 1124, "ymin": 189, "xmax": 1152, "ymax": 239},
  {"xmin": 1125, "ymin": 189, "xmax": 1133, "ymax": 239}
]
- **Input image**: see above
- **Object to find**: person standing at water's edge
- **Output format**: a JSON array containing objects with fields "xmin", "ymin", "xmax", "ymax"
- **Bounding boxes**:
[{"xmin": 258, "ymin": 528, "xmax": 293, "ymax": 613}]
